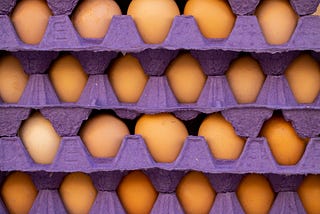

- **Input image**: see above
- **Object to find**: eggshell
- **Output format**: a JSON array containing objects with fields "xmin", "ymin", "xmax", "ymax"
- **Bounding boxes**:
[
  {"xmin": 59, "ymin": 172, "xmax": 97, "ymax": 214},
  {"xmin": 117, "ymin": 171, "xmax": 158, "ymax": 214},
  {"xmin": 11, "ymin": 0, "xmax": 52, "ymax": 44},
  {"xmin": 313, "ymin": 4, "xmax": 320, "ymax": 15},
  {"xmin": 284, "ymin": 54, "xmax": 320, "ymax": 104},
  {"xmin": 0, "ymin": 55, "xmax": 28, "ymax": 103},
  {"xmin": 260, "ymin": 114, "xmax": 308, "ymax": 165},
  {"xmin": 135, "ymin": 113, "xmax": 188, "ymax": 163},
  {"xmin": 226, "ymin": 56, "xmax": 265, "ymax": 104},
  {"xmin": 236, "ymin": 174, "xmax": 275, "ymax": 214},
  {"xmin": 72, "ymin": 0, "xmax": 122, "ymax": 39},
  {"xmin": 176, "ymin": 171, "xmax": 216, "ymax": 214},
  {"xmin": 108, "ymin": 54, "xmax": 148, "ymax": 103},
  {"xmin": 127, "ymin": 0, "xmax": 180, "ymax": 44},
  {"xmin": 49, "ymin": 54, "xmax": 88, "ymax": 103},
  {"xmin": 79, "ymin": 114, "xmax": 130, "ymax": 158},
  {"xmin": 165, "ymin": 53, "xmax": 207, "ymax": 103},
  {"xmin": 255, "ymin": 0, "xmax": 299, "ymax": 45},
  {"xmin": 298, "ymin": 175, "xmax": 320, "ymax": 214},
  {"xmin": 19, "ymin": 112, "xmax": 61, "ymax": 164},
  {"xmin": 1, "ymin": 172, "xmax": 38, "ymax": 214},
  {"xmin": 198, "ymin": 113, "xmax": 246, "ymax": 160},
  {"xmin": 184, "ymin": 0, "xmax": 236, "ymax": 39}
]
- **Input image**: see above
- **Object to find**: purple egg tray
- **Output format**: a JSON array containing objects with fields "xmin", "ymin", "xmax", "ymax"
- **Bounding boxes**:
[{"xmin": 0, "ymin": 170, "xmax": 311, "ymax": 213}]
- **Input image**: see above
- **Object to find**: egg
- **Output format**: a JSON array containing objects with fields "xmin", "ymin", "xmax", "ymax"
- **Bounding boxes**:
[
  {"xmin": 11, "ymin": 0, "xmax": 52, "ymax": 45},
  {"xmin": 127, "ymin": 0, "xmax": 180, "ymax": 44},
  {"xmin": 260, "ymin": 114, "xmax": 308, "ymax": 165},
  {"xmin": 108, "ymin": 54, "xmax": 148, "ymax": 103},
  {"xmin": 49, "ymin": 54, "xmax": 88, "ymax": 103},
  {"xmin": 79, "ymin": 114, "xmax": 130, "ymax": 158},
  {"xmin": 176, "ymin": 171, "xmax": 216, "ymax": 214},
  {"xmin": 165, "ymin": 53, "xmax": 207, "ymax": 103},
  {"xmin": 59, "ymin": 172, "xmax": 97, "ymax": 214},
  {"xmin": 255, "ymin": 0, "xmax": 299, "ymax": 45},
  {"xmin": 135, "ymin": 113, "xmax": 188, "ymax": 163},
  {"xmin": 19, "ymin": 112, "xmax": 61, "ymax": 164},
  {"xmin": 184, "ymin": 0, "xmax": 236, "ymax": 39},
  {"xmin": 72, "ymin": 0, "xmax": 122, "ymax": 39},
  {"xmin": 0, "ymin": 55, "xmax": 28, "ymax": 103},
  {"xmin": 298, "ymin": 175, "xmax": 320, "ymax": 214},
  {"xmin": 198, "ymin": 113, "xmax": 246, "ymax": 160},
  {"xmin": 284, "ymin": 54, "xmax": 320, "ymax": 104},
  {"xmin": 313, "ymin": 4, "xmax": 320, "ymax": 15},
  {"xmin": 1, "ymin": 172, "xmax": 38, "ymax": 214},
  {"xmin": 226, "ymin": 56, "xmax": 265, "ymax": 104},
  {"xmin": 237, "ymin": 174, "xmax": 275, "ymax": 214},
  {"xmin": 117, "ymin": 171, "xmax": 158, "ymax": 214}
]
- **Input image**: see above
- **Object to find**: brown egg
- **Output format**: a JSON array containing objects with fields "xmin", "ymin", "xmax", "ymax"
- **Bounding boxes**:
[
  {"xmin": 0, "ymin": 55, "xmax": 28, "ymax": 103},
  {"xmin": 49, "ymin": 54, "xmax": 88, "ymax": 103},
  {"xmin": 184, "ymin": 0, "xmax": 236, "ymax": 39},
  {"xmin": 198, "ymin": 113, "xmax": 246, "ymax": 160},
  {"xmin": 1, "ymin": 172, "xmax": 38, "ymax": 214},
  {"xmin": 285, "ymin": 54, "xmax": 320, "ymax": 104},
  {"xmin": 117, "ymin": 171, "xmax": 158, "ymax": 214},
  {"xmin": 135, "ymin": 113, "xmax": 188, "ymax": 163},
  {"xmin": 298, "ymin": 175, "xmax": 320, "ymax": 214},
  {"xmin": 127, "ymin": 0, "xmax": 180, "ymax": 44},
  {"xmin": 237, "ymin": 174, "xmax": 275, "ymax": 214},
  {"xmin": 260, "ymin": 114, "xmax": 308, "ymax": 165},
  {"xmin": 72, "ymin": 0, "xmax": 122, "ymax": 39},
  {"xmin": 313, "ymin": 4, "xmax": 320, "ymax": 15},
  {"xmin": 176, "ymin": 171, "xmax": 216, "ymax": 214},
  {"xmin": 59, "ymin": 172, "xmax": 97, "ymax": 214},
  {"xmin": 19, "ymin": 112, "xmax": 61, "ymax": 164},
  {"xmin": 255, "ymin": 0, "xmax": 299, "ymax": 45},
  {"xmin": 165, "ymin": 53, "xmax": 207, "ymax": 103},
  {"xmin": 11, "ymin": 0, "xmax": 52, "ymax": 44},
  {"xmin": 226, "ymin": 56, "xmax": 265, "ymax": 104},
  {"xmin": 108, "ymin": 54, "xmax": 148, "ymax": 103},
  {"xmin": 80, "ymin": 114, "xmax": 129, "ymax": 158}
]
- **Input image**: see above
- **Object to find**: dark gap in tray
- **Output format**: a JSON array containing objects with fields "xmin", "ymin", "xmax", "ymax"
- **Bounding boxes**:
[{"xmin": 183, "ymin": 113, "xmax": 207, "ymax": 136}]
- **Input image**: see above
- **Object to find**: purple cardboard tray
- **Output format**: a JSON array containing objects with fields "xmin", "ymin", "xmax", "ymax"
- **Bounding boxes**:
[{"xmin": 0, "ymin": 170, "xmax": 311, "ymax": 213}]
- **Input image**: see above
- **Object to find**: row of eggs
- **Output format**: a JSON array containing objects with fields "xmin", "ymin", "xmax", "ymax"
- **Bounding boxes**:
[
  {"xmin": 10, "ymin": 0, "xmax": 320, "ymax": 45},
  {"xmin": 19, "ymin": 111, "xmax": 308, "ymax": 165},
  {"xmin": 1, "ymin": 171, "xmax": 320, "ymax": 214},
  {"xmin": 0, "ymin": 52, "xmax": 319, "ymax": 105}
]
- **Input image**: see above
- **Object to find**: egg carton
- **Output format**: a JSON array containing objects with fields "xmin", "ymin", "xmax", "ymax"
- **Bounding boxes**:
[
  {"xmin": 0, "ymin": 170, "xmax": 311, "ymax": 213},
  {"xmin": 0, "ymin": 50, "xmax": 319, "ymax": 138},
  {"xmin": 0, "ymin": 0, "xmax": 319, "ymax": 52}
]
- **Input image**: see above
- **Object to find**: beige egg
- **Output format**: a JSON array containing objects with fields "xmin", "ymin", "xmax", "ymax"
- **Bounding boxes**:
[
  {"xmin": 255, "ymin": 0, "xmax": 299, "ymax": 45},
  {"xmin": 285, "ymin": 54, "xmax": 320, "ymax": 104},
  {"xmin": 198, "ymin": 113, "xmax": 246, "ymax": 160},
  {"xmin": 184, "ymin": 0, "xmax": 236, "ymax": 39},
  {"xmin": 127, "ymin": 0, "xmax": 180, "ymax": 44},
  {"xmin": 80, "ymin": 114, "xmax": 129, "ymax": 158},
  {"xmin": 1, "ymin": 172, "xmax": 38, "ymax": 214},
  {"xmin": 108, "ymin": 54, "xmax": 148, "ymax": 103},
  {"xmin": 117, "ymin": 171, "xmax": 158, "ymax": 214},
  {"xmin": 226, "ymin": 56, "xmax": 265, "ymax": 104},
  {"xmin": 237, "ymin": 174, "xmax": 275, "ymax": 214},
  {"xmin": 260, "ymin": 114, "xmax": 308, "ymax": 165},
  {"xmin": 135, "ymin": 113, "xmax": 188, "ymax": 163},
  {"xmin": 19, "ymin": 112, "xmax": 61, "ymax": 164},
  {"xmin": 298, "ymin": 175, "xmax": 320, "ymax": 214},
  {"xmin": 0, "ymin": 55, "xmax": 28, "ymax": 103},
  {"xmin": 313, "ymin": 4, "xmax": 320, "ymax": 15},
  {"xmin": 11, "ymin": 0, "xmax": 52, "ymax": 45},
  {"xmin": 72, "ymin": 0, "xmax": 122, "ymax": 39},
  {"xmin": 166, "ymin": 53, "xmax": 207, "ymax": 103},
  {"xmin": 49, "ymin": 54, "xmax": 88, "ymax": 103},
  {"xmin": 176, "ymin": 171, "xmax": 216, "ymax": 214},
  {"xmin": 59, "ymin": 172, "xmax": 97, "ymax": 214}
]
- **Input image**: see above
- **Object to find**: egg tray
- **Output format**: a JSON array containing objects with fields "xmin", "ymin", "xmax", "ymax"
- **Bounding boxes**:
[
  {"xmin": 0, "ymin": 10, "xmax": 320, "ymax": 52},
  {"xmin": 0, "ymin": 170, "xmax": 311, "ymax": 213}
]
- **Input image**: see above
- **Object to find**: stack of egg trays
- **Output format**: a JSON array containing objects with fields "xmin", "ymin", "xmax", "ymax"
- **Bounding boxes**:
[{"xmin": 0, "ymin": 0, "xmax": 320, "ymax": 213}]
